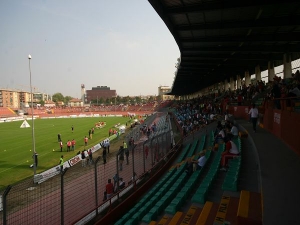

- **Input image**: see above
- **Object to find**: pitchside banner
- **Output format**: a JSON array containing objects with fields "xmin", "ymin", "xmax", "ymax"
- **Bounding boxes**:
[{"xmin": 35, "ymin": 143, "xmax": 102, "ymax": 184}]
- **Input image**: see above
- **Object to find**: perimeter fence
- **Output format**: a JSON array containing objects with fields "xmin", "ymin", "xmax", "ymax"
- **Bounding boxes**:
[{"xmin": 0, "ymin": 113, "xmax": 175, "ymax": 225}]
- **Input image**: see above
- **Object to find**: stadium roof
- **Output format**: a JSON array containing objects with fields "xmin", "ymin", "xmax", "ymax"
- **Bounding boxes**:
[{"xmin": 148, "ymin": 0, "xmax": 300, "ymax": 95}]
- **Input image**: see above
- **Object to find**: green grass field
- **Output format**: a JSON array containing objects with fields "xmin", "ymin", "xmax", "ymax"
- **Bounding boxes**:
[{"xmin": 0, "ymin": 116, "xmax": 129, "ymax": 189}]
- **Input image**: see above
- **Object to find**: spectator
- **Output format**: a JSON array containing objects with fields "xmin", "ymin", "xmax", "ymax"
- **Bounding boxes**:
[
  {"xmin": 107, "ymin": 140, "xmax": 110, "ymax": 153},
  {"xmin": 272, "ymin": 77, "xmax": 282, "ymax": 109},
  {"xmin": 248, "ymin": 103, "xmax": 259, "ymax": 133},
  {"xmin": 287, "ymin": 83, "xmax": 300, "ymax": 106},
  {"xmin": 81, "ymin": 151, "xmax": 86, "ymax": 167},
  {"xmin": 215, "ymin": 125, "xmax": 225, "ymax": 144},
  {"xmin": 118, "ymin": 146, "xmax": 124, "ymax": 171},
  {"xmin": 119, "ymin": 178, "xmax": 125, "ymax": 189},
  {"xmin": 228, "ymin": 122, "xmax": 239, "ymax": 138},
  {"xmin": 132, "ymin": 172, "xmax": 137, "ymax": 182},
  {"xmin": 185, "ymin": 158, "xmax": 194, "ymax": 176},
  {"xmin": 124, "ymin": 141, "xmax": 129, "ymax": 165},
  {"xmin": 59, "ymin": 155, "xmax": 64, "ymax": 173},
  {"xmin": 103, "ymin": 147, "xmax": 107, "ymax": 164},
  {"xmin": 113, "ymin": 174, "xmax": 119, "ymax": 192},
  {"xmin": 88, "ymin": 149, "xmax": 93, "ymax": 165},
  {"xmin": 129, "ymin": 137, "xmax": 134, "ymax": 149},
  {"xmin": 220, "ymin": 138, "xmax": 240, "ymax": 171},
  {"xmin": 105, "ymin": 179, "xmax": 114, "ymax": 199},
  {"xmin": 193, "ymin": 152, "xmax": 206, "ymax": 170}
]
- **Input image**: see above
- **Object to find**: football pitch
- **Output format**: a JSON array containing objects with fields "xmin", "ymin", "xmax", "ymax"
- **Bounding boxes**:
[{"xmin": 0, "ymin": 116, "xmax": 129, "ymax": 189}]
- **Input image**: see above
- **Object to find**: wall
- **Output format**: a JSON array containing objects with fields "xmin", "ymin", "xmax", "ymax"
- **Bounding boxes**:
[{"xmin": 230, "ymin": 105, "xmax": 300, "ymax": 155}]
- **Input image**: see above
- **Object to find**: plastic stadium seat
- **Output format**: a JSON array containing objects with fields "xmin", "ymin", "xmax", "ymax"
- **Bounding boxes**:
[
  {"xmin": 165, "ymin": 203, "xmax": 179, "ymax": 215},
  {"xmin": 124, "ymin": 217, "xmax": 138, "ymax": 225},
  {"xmin": 192, "ymin": 192, "xmax": 206, "ymax": 204}
]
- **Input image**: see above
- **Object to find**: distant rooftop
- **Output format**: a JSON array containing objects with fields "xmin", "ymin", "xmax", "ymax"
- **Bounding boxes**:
[{"xmin": 91, "ymin": 86, "xmax": 110, "ymax": 90}]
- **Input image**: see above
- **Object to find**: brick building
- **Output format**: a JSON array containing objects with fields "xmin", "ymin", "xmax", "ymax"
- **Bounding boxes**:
[{"xmin": 86, "ymin": 86, "xmax": 116, "ymax": 102}]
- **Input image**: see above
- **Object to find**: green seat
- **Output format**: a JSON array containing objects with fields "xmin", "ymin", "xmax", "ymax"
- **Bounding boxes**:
[
  {"xmin": 120, "ymin": 213, "xmax": 131, "ymax": 222},
  {"xmin": 186, "ymin": 180, "xmax": 196, "ymax": 189},
  {"xmin": 154, "ymin": 191, "xmax": 163, "ymax": 199},
  {"xmin": 192, "ymin": 192, "xmax": 206, "ymax": 204},
  {"xmin": 154, "ymin": 201, "xmax": 165, "ymax": 214},
  {"xmin": 200, "ymin": 181, "xmax": 211, "ymax": 189},
  {"xmin": 165, "ymin": 203, "xmax": 178, "ymax": 215},
  {"xmin": 169, "ymin": 186, "xmax": 178, "ymax": 192},
  {"xmin": 125, "ymin": 217, "xmax": 138, "ymax": 225},
  {"xmin": 222, "ymin": 180, "xmax": 238, "ymax": 191},
  {"xmin": 171, "ymin": 197, "xmax": 182, "ymax": 207},
  {"xmin": 176, "ymin": 191, "xmax": 187, "ymax": 201},
  {"xmin": 114, "ymin": 219, "xmax": 124, "ymax": 225},
  {"xmin": 141, "ymin": 211, "xmax": 157, "ymax": 223},
  {"xmin": 140, "ymin": 200, "xmax": 153, "ymax": 213},
  {"xmin": 181, "ymin": 186, "xmax": 191, "ymax": 195},
  {"xmin": 132, "ymin": 211, "xmax": 144, "ymax": 221}
]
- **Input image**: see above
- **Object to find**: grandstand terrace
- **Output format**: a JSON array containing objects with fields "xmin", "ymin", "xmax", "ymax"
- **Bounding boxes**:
[
  {"xmin": 0, "ymin": 107, "xmax": 16, "ymax": 118},
  {"xmin": 1, "ymin": 1, "xmax": 300, "ymax": 225}
]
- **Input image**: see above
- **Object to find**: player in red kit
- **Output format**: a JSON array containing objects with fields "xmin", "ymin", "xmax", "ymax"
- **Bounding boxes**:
[
  {"xmin": 67, "ymin": 140, "xmax": 72, "ymax": 152},
  {"xmin": 84, "ymin": 136, "xmax": 88, "ymax": 148},
  {"xmin": 71, "ymin": 139, "xmax": 76, "ymax": 151}
]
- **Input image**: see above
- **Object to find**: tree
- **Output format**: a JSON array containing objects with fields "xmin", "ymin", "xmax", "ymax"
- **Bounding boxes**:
[
  {"xmin": 148, "ymin": 96, "xmax": 154, "ymax": 102},
  {"xmin": 99, "ymin": 97, "xmax": 104, "ymax": 104},
  {"xmin": 122, "ymin": 96, "xmax": 130, "ymax": 104},
  {"xmin": 64, "ymin": 96, "xmax": 72, "ymax": 104},
  {"xmin": 52, "ymin": 93, "xmax": 64, "ymax": 103},
  {"xmin": 135, "ymin": 96, "xmax": 141, "ymax": 104},
  {"xmin": 38, "ymin": 100, "xmax": 45, "ymax": 106},
  {"xmin": 116, "ymin": 95, "xmax": 121, "ymax": 105},
  {"xmin": 156, "ymin": 95, "xmax": 162, "ymax": 101}
]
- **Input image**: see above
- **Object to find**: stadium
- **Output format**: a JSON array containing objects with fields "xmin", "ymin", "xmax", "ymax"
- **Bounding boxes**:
[{"xmin": 1, "ymin": 1, "xmax": 300, "ymax": 225}]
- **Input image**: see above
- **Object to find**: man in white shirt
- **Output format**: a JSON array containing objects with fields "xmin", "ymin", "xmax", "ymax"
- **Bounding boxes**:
[
  {"xmin": 248, "ymin": 103, "xmax": 259, "ymax": 132},
  {"xmin": 229, "ymin": 122, "xmax": 239, "ymax": 137},
  {"xmin": 191, "ymin": 152, "xmax": 207, "ymax": 171},
  {"xmin": 197, "ymin": 153, "xmax": 207, "ymax": 169}
]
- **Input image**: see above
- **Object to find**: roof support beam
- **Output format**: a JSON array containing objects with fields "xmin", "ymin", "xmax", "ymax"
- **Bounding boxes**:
[
  {"xmin": 181, "ymin": 33, "xmax": 300, "ymax": 43},
  {"xmin": 176, "ymin": 16, "xmax": 300, "ymax": 31},
  {"xmin": 166, "ymin": 0, "xmax": 300, "ymax": 14},
  {"xmin": 181, "ymin": 53, "xmax": 283, "ymax": 60},
  {"xmin": 181, "ymin": 43, "xmax": 300, "ymax": 53}
]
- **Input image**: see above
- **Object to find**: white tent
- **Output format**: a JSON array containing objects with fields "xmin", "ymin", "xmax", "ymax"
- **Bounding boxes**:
[{"xmin": 20, "ymin": 120, "xmax": 30, "ymax": 128}]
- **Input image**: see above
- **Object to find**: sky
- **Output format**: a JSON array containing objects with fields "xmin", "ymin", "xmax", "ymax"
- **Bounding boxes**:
[{"xmin": 0, "ymin": 0, "xmax": 180, "ymax": 98}]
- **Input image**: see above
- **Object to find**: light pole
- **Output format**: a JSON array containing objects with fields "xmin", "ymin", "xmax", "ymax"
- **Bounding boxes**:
[{"xmin": 28, "ymin": 54, "xmax": 37, "ymax": 176}]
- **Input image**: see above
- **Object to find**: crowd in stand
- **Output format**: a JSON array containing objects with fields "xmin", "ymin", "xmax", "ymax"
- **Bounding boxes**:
[
  {"xmin": 171, "ymin": 70, "xmax": 300, "ymax": 174},
  {"xmin": 170, "ymin": 98, "xmax": 222, "ymax": 136},
  {"xmin": 224, "ymin": 70, "xmax": 300, "ymax": 110}
]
